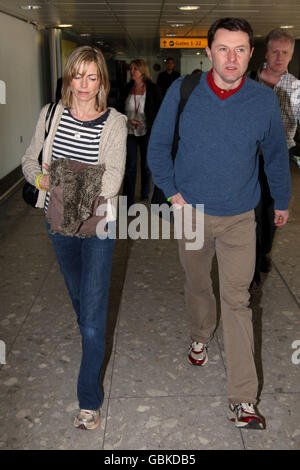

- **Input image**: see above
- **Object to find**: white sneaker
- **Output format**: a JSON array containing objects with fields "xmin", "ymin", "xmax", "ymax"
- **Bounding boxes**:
[
  {"xmin": 187, "ymin": 341, "xmax": 208, "ymax": 366},
  {"xmin": 228, "ymin": 403, "xmax": 264, "ymax": 429},
  {"xmin": 74, "ymin": 408, "xmax": 101, "ymax": 430}
]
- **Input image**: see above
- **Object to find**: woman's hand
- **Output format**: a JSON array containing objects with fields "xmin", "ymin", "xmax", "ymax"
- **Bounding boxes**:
[{"xmin": 39, "ymin": 163, "xmax": 50, "ymax": 191}]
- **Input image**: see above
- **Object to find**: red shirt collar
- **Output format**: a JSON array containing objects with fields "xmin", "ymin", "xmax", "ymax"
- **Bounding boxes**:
[{"xmin": 207, "ymin": 69, "xmax": 245, "ymax": 99}]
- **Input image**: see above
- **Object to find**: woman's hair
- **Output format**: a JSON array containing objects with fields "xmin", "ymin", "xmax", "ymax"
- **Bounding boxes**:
[
  {"xmin": 61, "ymin": 46, "xmax": 110, "ymax": 112},
  {"xmin": 130, "ymin": 59, "xmax": 152, "ymax": 82},
  {"xmin": 207, "ymin": 17, "xmax": 254, "ymax": 49}
]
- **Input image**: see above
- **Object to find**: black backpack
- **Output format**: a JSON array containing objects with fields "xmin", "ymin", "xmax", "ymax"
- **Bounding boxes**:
[{"xmin": 149, "ymin": 72, "xmax": 202, "ymax": 206}]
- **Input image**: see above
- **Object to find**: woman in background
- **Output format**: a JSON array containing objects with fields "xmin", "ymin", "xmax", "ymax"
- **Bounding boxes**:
[
  {"xmin": 121, "ymin": 59, "xmax": 162, "ymax": 207},
  {"xmin": 22, "ymin": 46, "xmax": 127, "ymax": 430}
]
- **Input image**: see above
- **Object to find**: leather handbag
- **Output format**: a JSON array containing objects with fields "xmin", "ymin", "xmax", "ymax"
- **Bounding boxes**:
[
  {"xmin": 22, "ymin": 179, "xmax": 40, "ymax": 207},
  {"xmin": 22, "ymin": 102, "xmax": 57, "ymax": 207}
]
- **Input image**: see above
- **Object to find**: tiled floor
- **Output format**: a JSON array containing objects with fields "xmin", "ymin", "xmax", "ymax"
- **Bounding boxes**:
[{"xmin": 0, "ymin": 163, "xmax": 299, "ymax": 450}]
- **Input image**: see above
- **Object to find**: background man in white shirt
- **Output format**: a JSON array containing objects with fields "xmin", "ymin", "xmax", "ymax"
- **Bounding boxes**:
[{"xmin": 251, "ymin": 29, "xmax": 299, "ymax": 287}]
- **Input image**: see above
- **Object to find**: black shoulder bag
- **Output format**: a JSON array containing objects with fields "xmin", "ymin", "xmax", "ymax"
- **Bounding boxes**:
[
  {"xmin": 149, "ymin": 72, "xmax": 202, "ymax": 206},
  {"xmin": 22, "ymin": 102, "xmax": 57, "ymax": 207}
]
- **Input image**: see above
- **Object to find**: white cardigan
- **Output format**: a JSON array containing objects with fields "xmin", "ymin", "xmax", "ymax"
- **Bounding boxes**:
[{"xmin": 22, "ymin": 103, "xmax": 128, "ymax": 222}]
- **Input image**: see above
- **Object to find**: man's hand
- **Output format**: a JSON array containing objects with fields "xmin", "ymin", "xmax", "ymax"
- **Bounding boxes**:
[
  {"xmin": 274, "ymin": 209, "xmax": 289, "ymax": 226},
  {"xmin": 170, "ymin": 193, "xmax": 186, "ymax": 208}
]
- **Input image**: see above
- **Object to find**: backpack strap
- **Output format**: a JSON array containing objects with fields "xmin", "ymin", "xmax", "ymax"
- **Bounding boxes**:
[
  {"xmin": 172, "ymin": 72, "xmax": 202, "ymax": 160},
  {"xmin": 178, "ymin": 72, "xmax": 202, "ymax": 117},
  {"xmin": 249, "ymin": 70, "xmax": 258, "ymax": 81}
]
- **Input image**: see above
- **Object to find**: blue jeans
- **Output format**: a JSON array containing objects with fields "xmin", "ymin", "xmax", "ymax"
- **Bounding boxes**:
[
  {"xmin": 122, "ymin": 134, "xmax": 150, "ymax": 206},
  {"xmin": 47, "ymin": 223, "xmax": 115, "ymax": 410}
]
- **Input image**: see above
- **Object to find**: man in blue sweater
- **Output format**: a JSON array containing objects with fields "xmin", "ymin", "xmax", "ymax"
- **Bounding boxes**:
[{"xmin": 147, "ymin": 18, "xmax": 291, "ymax": 429}]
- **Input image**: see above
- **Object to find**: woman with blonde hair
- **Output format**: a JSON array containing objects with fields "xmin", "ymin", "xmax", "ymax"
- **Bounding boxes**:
[
  {"xmin": 121, "ymin": 59, "xmax": 162, "ymax": 207},
  {"xmin": 22, "ymin": 46, "xmax": 127, "ymax": 430}
]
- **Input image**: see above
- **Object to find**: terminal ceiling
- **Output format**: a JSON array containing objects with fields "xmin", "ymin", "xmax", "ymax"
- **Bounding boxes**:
[{"xmin": 0, "ymin": 0, "xmax": 300, "ymax": 55}]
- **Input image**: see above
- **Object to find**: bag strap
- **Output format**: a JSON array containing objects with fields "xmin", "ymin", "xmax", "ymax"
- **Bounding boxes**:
[
  {"xmin": 45, "ymin": 102, "xmax": 58, "ymax": 137},
  {"xmin": 37, "ymin": 102, "xmax": 58, "ymax": 165},
  {"xmin": 171, "ymin": 72, "xmax": 202, "ymax": 160}
]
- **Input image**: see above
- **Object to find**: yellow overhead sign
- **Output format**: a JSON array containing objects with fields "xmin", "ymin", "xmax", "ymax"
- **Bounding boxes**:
[{"xmin": 160, "ymin": 38, "xmax": 208, "ymax": 49}]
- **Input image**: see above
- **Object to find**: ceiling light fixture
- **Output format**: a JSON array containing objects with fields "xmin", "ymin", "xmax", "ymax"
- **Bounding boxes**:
[
  {"xmin": 178, "ymin": 6, "xmax": 200, "ymax": 11},
  {"xmin": 167, "ymin": 20, "xmax": 192, "ymax": 24},
  {"xmin": 280, "ymin": 25, "xmax": 294, "ymax": 29},
  {"xmin": 21, "ymin": 5, "xmax": 41, "ymax": 10},
  {"xmin": 167, "ymin": 20, "xmax": 192, "ymax": 28},
  {"xmin": 58, "ymin": 24, "xmax": 72, "ymax": 28}
]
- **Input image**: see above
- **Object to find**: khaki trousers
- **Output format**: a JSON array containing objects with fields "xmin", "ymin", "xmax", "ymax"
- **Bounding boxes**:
[{"xmin": 178, "ymin": 207, "xmax": 258, "ymax": 404}]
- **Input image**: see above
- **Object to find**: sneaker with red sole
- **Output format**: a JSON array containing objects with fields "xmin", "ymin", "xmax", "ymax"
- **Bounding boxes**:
[
  {"xmin": 187, "ymin": 341, "xmax": 208, "ymax": 366},
  {"xmin": 228, "ymin": 403, "xmax": 265, "ymax": 429}
]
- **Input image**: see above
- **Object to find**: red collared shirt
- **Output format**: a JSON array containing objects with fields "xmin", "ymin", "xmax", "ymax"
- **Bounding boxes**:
[{"xmin": 207, "ymin": 69, "xmax": 245, "ymax": 99}]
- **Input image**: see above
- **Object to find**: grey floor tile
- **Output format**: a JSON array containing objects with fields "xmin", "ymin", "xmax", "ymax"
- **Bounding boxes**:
[
  {"xmin": 104, "ymin": 396, "xmax": 244, "ymax": 450},
  {"xmin": 111, "ymin": 334, "xmax": 226, "ymax": 399},
  {"xmin": 1, "ymin": 167, "xmax": 300, "ymax": 450},
  {"xmin": 271, "ymin": 166, "xmax": 300, "ymax": 305},
  {"xmin": 241, "ymin": 393, "xmax": 300, "ymax": 450},
  {"xmin": 216, "ymin": 267, "xmax": 300, "ymax": 396},
  {"xmin": 0, "ymin": 388, "xmax": 109, "ymax": 450}
]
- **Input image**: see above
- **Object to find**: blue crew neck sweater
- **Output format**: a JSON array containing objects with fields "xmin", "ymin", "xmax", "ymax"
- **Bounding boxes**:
[{"xmin": 147, "ymin": 72, "xmax": 291, "ymax": 216}]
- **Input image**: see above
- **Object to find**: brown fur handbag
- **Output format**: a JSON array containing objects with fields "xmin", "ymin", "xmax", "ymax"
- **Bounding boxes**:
[{"xmin": 46, "ymin": 158, "xmax": 107, "ymax": 237}]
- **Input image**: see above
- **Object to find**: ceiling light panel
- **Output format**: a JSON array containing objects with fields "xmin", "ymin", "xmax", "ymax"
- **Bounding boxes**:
[
  {"xmin": 213, "ymin": 10, "xmax": 260, "ymax": 13},
  {"xmin": 109, "ymin": 6, "xmax": 161, "ymax": 11},
  {"xmin": 114, "ymin": 13, "xmax": 159, "ymax": 17},
  {"xmin": 219, "ymin": 0, "xmax": 273, "ymax": 4},
  {"xmin": 106, "ymin": 1, "xmax": 163, "ymax": 3},
  {"xmin": 20, "ymin": 5, "xmax": 41, "ymax": 10},
  {"xmin": 59, "ymin": 7, "xmax": 110, "ymax": 11},
  {"xmin": 177, "ymin": 6, "xmax": 200, "ymax": 11},
  {"xmin": 52, "ymin": 1, "xmax": 109, "ymax": 4}
]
